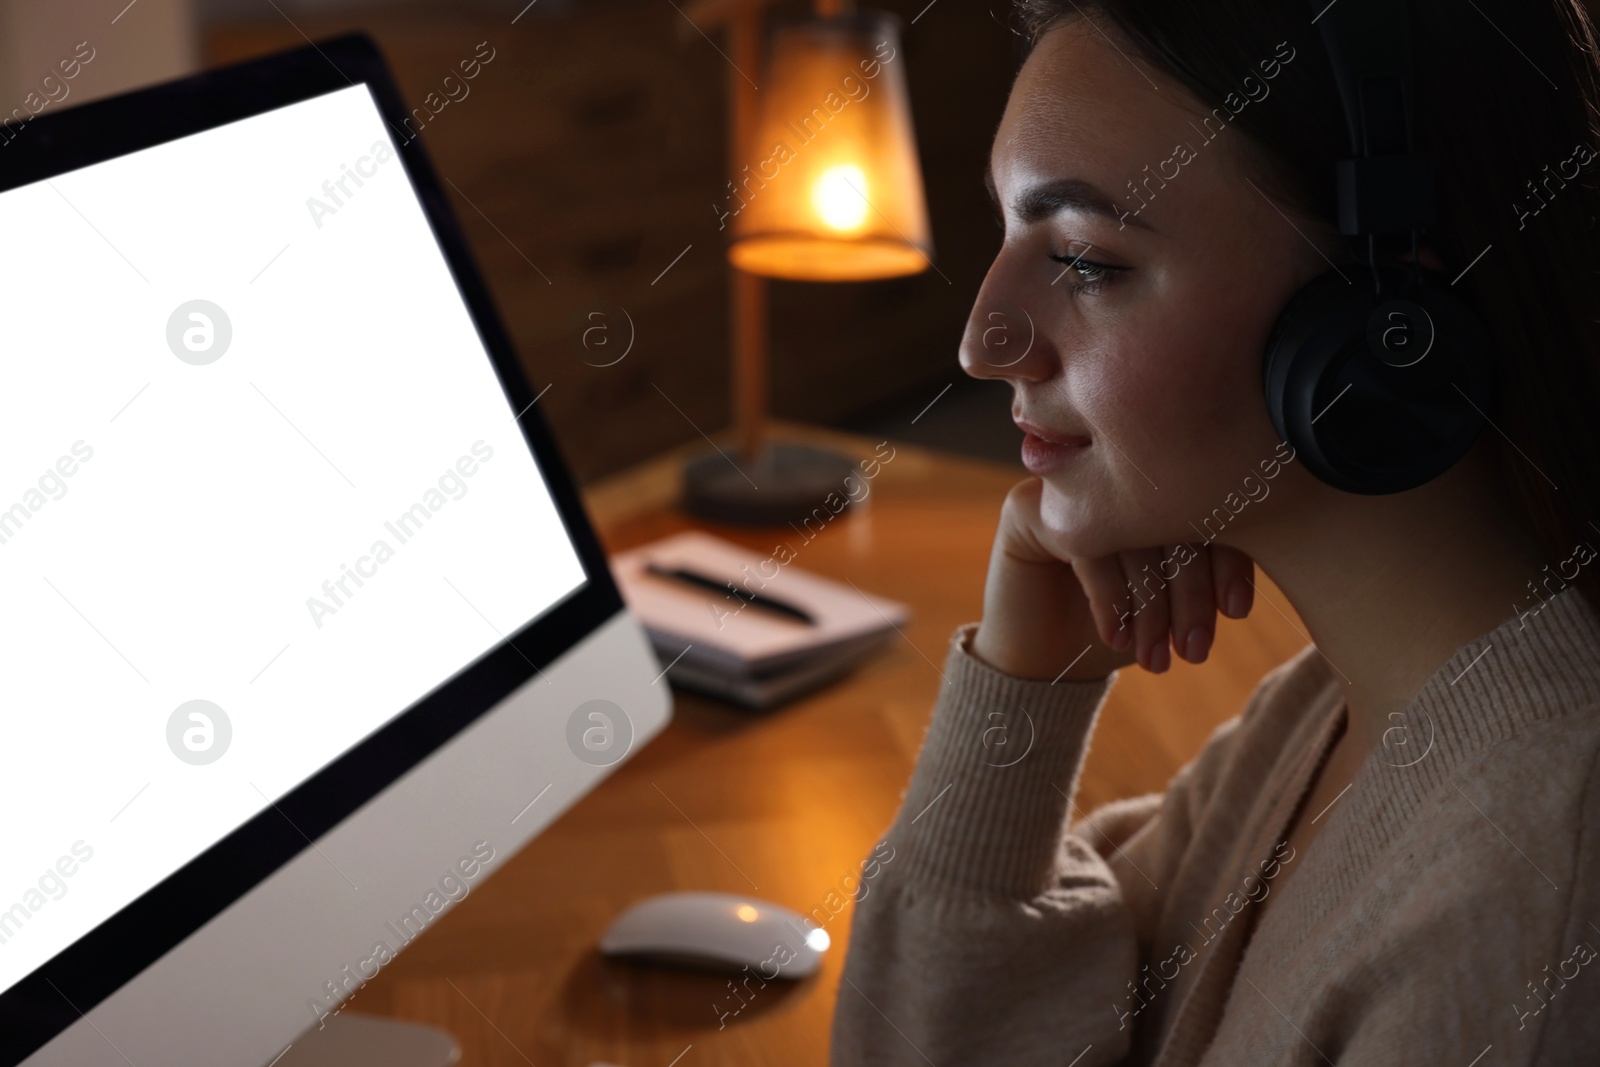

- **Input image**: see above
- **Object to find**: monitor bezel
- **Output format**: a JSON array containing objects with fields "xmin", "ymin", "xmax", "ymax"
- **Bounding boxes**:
[{"xmin": 0, "ymin": 34, "xmax": 621, "ymax": 1064}]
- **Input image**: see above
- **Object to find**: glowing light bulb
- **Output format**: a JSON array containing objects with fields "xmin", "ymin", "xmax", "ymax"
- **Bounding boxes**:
[
  {"xmin": 812, "ymin": 164, "xmax": 870, "ymax": 232},
  {"xmin": 805, "ymin": 928, "xmax": 831, "ymax": 952},
  {"xmin": 735, "ymin": 904, "xmax": 760, "ymax": 923}
]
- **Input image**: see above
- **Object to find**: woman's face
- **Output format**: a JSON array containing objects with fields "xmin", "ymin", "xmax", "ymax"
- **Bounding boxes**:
[{"xmin": 962, "ymin": 17, "xmax": 1331, "ymax": 558}]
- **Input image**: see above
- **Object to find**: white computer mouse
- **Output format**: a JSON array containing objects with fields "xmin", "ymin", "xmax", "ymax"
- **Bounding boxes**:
[{"xmin": 599, "ymin": 891, "xmax": 829, "ymax": 978}]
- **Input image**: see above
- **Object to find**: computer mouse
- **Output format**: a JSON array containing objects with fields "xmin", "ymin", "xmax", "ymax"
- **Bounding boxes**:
[{"xmin": 599, "ymin": 891, "xmax": 830, "ymax": 978}]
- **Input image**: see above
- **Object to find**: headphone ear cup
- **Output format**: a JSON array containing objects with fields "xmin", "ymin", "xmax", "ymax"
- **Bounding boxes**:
[
  {"xmin": 1263, "ymin": 270, "xmax": 1354, "ymax": 439},
  {"xmin": 1262, "ymin": 269, "xmax": 1366, "ymax": 484},
  {"xmin": 1263, "ymin": 266, "xmax": 1494, "ymax": 494}
]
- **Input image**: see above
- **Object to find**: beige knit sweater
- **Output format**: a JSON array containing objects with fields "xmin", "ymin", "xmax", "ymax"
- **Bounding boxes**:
[{"xmin": 829, "ymin": 584, "xmax": 1600, "ymax": 1066}]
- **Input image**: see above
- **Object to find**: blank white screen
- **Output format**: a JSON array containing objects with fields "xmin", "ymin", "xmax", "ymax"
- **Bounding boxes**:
[{"xmin": 0, "ymin": 83, "xmax": 586, "ymax": 995}]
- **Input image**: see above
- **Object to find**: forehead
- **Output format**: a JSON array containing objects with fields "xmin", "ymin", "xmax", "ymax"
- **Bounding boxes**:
[{"xmin": 992, "ymin": 19, "xmax": 1239, "ymax": 216}]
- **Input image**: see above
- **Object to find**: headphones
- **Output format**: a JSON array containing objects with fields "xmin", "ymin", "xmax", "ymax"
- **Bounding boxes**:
[{"xmin": 1262, "ymin": 0, "xmax": 1495, "ymax": 495}]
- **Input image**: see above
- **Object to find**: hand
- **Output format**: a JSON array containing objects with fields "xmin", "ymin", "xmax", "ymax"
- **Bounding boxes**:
[{"xmin": 969, "ymin": 478, "xmax": 1257, "ymax": 682}]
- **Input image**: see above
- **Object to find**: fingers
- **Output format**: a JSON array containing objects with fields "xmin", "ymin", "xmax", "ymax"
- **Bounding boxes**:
[
  {"xmin": 1210, "ymin": 544, "xmax": 1257, "ymax": 619},
  {"xmin": 1075, "ymin": 550, "xmax": 1172, "ymax": 671},
  {"xmin": 1117, "ymin": 548, "xmax": 1170, "ymax": 672},
  {"xmin": 1163, "ymin": 543, "xmax": 1215, "ymax": 664},
  {"xmin": 1074, "ymin": 554, "xmax": 1134, "ymax": 651},
  {"xmin": 1071, "ymin": 540, "xmax": 1259, "ymax": 677},
  {"xmin": 1077, "ymin": 548, "xmax": 1200, "ymax": 671}
]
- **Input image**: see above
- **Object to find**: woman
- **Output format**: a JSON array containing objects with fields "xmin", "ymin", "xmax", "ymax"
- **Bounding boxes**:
[{"xmin": 830, "ymin": 0, "xmax": 1600, "ymax": 1063}]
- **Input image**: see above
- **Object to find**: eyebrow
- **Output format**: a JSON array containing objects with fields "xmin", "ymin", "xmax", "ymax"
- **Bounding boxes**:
[{"xmin": 983, "ymin": 165, "xmax": 1151, "ymax": 231}]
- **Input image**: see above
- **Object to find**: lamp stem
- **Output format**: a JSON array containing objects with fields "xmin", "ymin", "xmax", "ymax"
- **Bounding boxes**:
[
  {"xmin": 732, "ymin": 270, "xmax": 767, "ymax": 464},
  {"xmin": 728, "ymin": 0, "xmax": 767, "ymax": 464}
]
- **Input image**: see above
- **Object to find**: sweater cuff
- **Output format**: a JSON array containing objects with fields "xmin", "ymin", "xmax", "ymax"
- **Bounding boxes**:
[{"xmin": 890, "ymin": 622, "xmax": 1116, "ymax": 899}]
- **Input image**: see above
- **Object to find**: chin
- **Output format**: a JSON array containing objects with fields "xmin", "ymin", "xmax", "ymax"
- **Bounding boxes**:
[{"xmin": 1036, "ymin": 477, "xmax": 1122, "ymax": 559}]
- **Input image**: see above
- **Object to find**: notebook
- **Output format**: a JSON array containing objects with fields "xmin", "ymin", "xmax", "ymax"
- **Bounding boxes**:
[{"xmin": 610, "ymin": 530, "xmax": 911, "ymax": 708}]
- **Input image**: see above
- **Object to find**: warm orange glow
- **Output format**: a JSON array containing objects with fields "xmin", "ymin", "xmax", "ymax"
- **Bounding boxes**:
[
  {"xmin": 813, "ymin": 164, "xmax": 871, "ymax": 231},
  {"xmin": 725, "ymin": 13, "xmax": 932, "ymax": 281},
  {"xmin": 735, "ymin": 904, "xmax": 760, "ymax": 922}
]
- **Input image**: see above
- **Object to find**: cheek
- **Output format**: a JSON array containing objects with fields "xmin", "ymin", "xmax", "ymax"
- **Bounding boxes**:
[
  {"xmin": 1076, "ymin": 310, "xmax": 1252, "ymax": 475},
  {"xmin": 1123, "ymin": 271, "xmax": 1287, "ymax": 460},
  {"xmin": 1041, "ymin": 285, "xmax": 1286, "ymax": 549}
]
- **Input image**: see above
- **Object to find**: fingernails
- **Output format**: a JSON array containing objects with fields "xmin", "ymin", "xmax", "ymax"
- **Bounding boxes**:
[
  {"xmin": 1225, "ymin": 578, "xmax": 1251, "ymax": 619},
  {"xmin": 1185, "ymin": 626, "xmax": 1212, "ymax": 663},
  {"xmin": 1149, "ymin": 642, "xmax": 1170, "ymax": 673}
]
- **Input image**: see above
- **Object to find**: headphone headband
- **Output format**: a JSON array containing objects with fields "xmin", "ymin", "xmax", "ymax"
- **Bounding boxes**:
[{"xmin": 1305, "ymin": 0, "xmax": 1436, "ymax": 238}]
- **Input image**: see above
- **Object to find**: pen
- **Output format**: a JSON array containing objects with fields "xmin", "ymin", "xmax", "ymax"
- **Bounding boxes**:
[{"xmin": 643, "ymin": 562, "xmax": 816, "ymax": 625}]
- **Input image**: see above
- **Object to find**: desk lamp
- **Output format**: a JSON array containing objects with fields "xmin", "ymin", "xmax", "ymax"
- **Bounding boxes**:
[{"xmin": 683, "ymin": 0, "xmax": 933, "ymax": 525}]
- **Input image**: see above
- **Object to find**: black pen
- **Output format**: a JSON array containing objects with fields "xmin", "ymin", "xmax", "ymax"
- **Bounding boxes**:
[{"xmin": 643, "ymin": 562, "xmax": 816, "ymax": 625}]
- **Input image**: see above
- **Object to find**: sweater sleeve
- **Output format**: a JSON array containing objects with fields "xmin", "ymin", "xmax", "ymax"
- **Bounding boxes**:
[{"xmin": 828, "ymin": 622, "xmax": 1225, "ymax": 1067}]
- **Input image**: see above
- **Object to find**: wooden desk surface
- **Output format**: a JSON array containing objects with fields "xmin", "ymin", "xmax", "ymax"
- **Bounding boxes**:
[{"xmin": 348, "ymin": 422, "xmax": 1310, "ymax": 1066}]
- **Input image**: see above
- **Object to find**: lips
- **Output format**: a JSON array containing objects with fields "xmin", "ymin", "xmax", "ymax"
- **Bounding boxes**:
[{"xmin": 1013, "ymin": 415, "xmax": 1090, "ymax": 448}]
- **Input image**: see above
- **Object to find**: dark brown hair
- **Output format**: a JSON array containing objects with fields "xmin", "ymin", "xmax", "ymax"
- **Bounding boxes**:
[{"xmin": 1015, "ymin": 0, "xmax": 1600, "ymax": 616}]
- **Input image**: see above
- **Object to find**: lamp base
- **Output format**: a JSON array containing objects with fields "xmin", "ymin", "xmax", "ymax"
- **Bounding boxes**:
[{"xmin": 683, "ymin": 440, "xmax": 858, "ymax": 526}]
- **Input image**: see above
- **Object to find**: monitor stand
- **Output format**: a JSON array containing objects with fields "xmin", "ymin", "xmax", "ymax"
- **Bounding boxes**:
[{"xmin": 273, "ymin": 1012, "xmax": 460, "ymax": 1067}]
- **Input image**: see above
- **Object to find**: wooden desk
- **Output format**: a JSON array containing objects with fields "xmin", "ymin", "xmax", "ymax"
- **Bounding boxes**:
[{"xmin": 348, "ymin": 423, "xmax": 1310, "ymax": 1066}]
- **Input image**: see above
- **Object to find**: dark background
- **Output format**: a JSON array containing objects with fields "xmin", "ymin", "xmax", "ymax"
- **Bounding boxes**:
[{"xmin": 206, "ymin": 0, "xmax": 1030, "ymax": 483}]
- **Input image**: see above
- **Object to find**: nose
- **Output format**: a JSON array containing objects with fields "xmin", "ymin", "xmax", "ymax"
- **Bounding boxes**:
[{"xmin": 958, "ymin": 257, "xmax": 1056, "ymax": 384}]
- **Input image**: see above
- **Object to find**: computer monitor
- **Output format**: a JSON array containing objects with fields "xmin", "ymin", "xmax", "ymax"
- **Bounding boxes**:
[{"xmin": 0, "ymin": 35, "xmax": 672, "ymax": 1067}]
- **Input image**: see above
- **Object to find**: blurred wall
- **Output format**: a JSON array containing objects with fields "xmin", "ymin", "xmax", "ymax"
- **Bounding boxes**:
[
  {"xmin": 0, "ymin": 0, "xmax": 197, "ymax": 107},
  {"xmin": 205, "ymin": 0, "xmax": 1020, "ymax": 485}
]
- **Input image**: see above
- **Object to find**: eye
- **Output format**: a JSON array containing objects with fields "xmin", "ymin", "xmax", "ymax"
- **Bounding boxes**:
[{"xmin": 1048, "ymin": 251, "xmax": 1125, "ymax": 295}]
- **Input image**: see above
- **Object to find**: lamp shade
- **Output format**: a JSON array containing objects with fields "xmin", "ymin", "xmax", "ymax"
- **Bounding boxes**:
[{"xmin": 726, "ymin": 12, "xmax": 932, "ymax": 281}]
